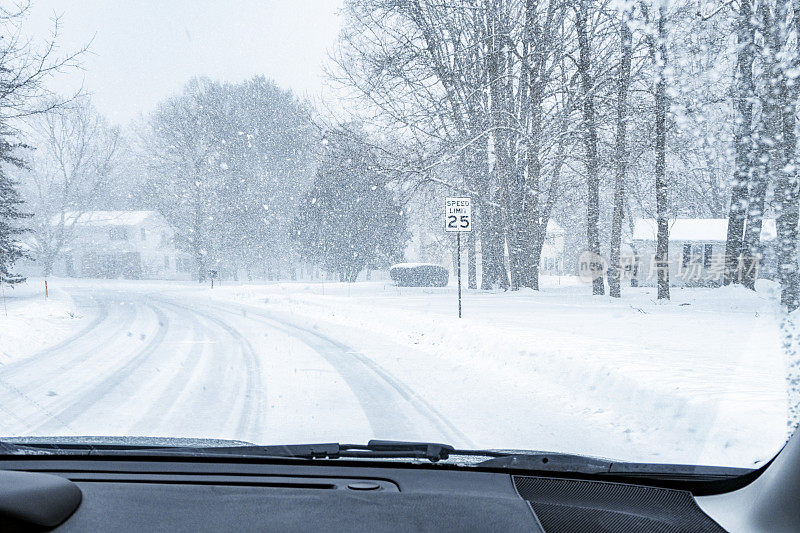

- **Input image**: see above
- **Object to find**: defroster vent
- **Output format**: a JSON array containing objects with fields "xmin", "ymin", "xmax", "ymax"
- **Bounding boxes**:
[{"xmin": 514, "ymin": 476, "xmax": 725, "ymax": 533}]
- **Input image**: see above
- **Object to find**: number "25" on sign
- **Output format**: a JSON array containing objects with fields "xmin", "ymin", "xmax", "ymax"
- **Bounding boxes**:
[{"xmin": 445, "ymin": 197, "xmax": 471, "ymax": 232}]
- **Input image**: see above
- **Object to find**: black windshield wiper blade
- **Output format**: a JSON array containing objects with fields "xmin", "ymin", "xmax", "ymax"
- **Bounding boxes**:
[
  {"xmin": 0, "ymin": 439, "xmax": 612, "ymax": 470},
  {"xmin": 0, "ymin": 439, "xmax": 455, "ymax": 461},
  {"xmin": 338, "ymin": 440, "xmax": 457, "ymax": 461},
  {"xmin": 98, "ymin": 442, "xmax": 343, "ymax": 459},
  {"xmin": 137, "ymin": 440, "xmax": 459, "ymax": 462},
  {"xmin": 472, "ymin": 452, "xmax": 754, "ymax": 480},
  {"xmin": 472, "ymin": 451, "xmax": 613, "ymax": 474},
  {"xmin": 0, "ymin": 440, "xmax": 67, "ymax": 455},
  {"xmin": 150, "ymin": 440, "xmax": 613, "ymax": 469}
]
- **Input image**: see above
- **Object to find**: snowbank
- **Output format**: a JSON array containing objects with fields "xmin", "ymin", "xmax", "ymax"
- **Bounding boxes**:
[
  {"xmin": 194, "ymin": 278, "xmax": 789, "ymax": 467},
  {"xmin": 0, "ymin": 279, "xmax": 87, "ymax": 364}
]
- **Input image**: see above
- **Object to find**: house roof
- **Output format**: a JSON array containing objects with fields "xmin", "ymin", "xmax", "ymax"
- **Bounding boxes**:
[
  {"xmin": 53, "ymin": 211, "xmax": 158, "ymax": 227},
  {"xmin": 633, "ymin": 218, "xmax": 777, "ymax": 242}
]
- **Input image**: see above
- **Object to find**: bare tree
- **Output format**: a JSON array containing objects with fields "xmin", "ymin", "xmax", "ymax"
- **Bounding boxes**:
[
  {"xmin": 609, "ymin": 7, "xmax": 633, "ymax": 298},
  {"xmin": 575, "ymin": 0, "xmax": 605, "ymax": 295},
  {"xmin": 18, "ymin": 99, "xmax": 121, "ymax": 275},
  {"xmin": 772, "ymin": 0, "xmax": 800, "ymax": 309},
  {"xmin": 723, "ymin": 0, "xmax": 756, "ymax": 286},
  {"xmin": 0, "ymin": 2, "xmax": 85, "ymax": 124},
  {"xmin": 0, "ymin": 1, "xmax": 87, "ymax": 284},
  {"xmin": 139, "ymin": 77, "xmax": 315, "ymax": 282},
  {"xmin": 653, "ymin": 6, "xmax": 670, "ymax": 299},
  {"xmin": 639, "ymin": 0, "xmax": 671, "ymax": 299},
  {"xmin": 332, "ymin": 0, "xmax": 568, "ymax": 291}
]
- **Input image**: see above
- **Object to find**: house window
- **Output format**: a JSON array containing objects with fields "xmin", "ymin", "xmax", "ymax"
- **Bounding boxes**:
[
  {"xmin": 682, "ymin": 243, "xmax": 692, "ymax": 267},
  {"xmin": 683, "ymin": 243, "xmax": 705, "ymax": 268},
  {"xmin": 109, "ymin": 227, "xmax": 128, "ymax": 241},
  {"xmin": 141, "ymin": 228, "xmax": 147, "ymax": 241},
  {"xmin": 704, "ymin": 244, "xmax": 713, "ymax": 269}
]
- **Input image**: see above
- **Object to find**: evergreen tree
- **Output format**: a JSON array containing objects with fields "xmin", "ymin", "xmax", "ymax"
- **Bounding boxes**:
[
  {"xmin": 293, "ymin": 127, "xmax": 407, "ymax": 281},
  {"xmin": 0, "ymin": 143, "xmax": 29, "ymax": 284}
]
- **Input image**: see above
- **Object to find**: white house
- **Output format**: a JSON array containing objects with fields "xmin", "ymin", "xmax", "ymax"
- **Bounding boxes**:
[
  {"xmin": 539, "ymin": 220, "xmax": 565, "ymax": 274},
  {"xmin": 631, "ymin": 218, "xmax": 777, "ymax": 286},
  {"xmin": 47, "ymin": 211, "xmax": 193, "ymax": 280}
]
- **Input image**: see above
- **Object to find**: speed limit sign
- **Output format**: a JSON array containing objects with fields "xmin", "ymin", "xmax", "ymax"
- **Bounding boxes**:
[
  {"xmin": 444, "ymin": 197, "xmax": 471, "ymax": 319},
  {"xmin": 445, "ymin": 197, "xmax": 472, "ymax": 232}
]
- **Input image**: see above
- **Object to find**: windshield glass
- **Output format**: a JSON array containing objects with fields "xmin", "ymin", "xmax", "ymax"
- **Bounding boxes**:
[{"xmin": 0, "ymin": 0, "xmax": 796, "ymax": 470}]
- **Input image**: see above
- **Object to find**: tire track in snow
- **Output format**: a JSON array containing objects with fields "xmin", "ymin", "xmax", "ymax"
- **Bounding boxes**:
[
  {"xmin": 27, "ymin": 300, "xmax": 171, "ymax": 435},
  {"xmin": 21, "ymin": 304, "xmax": 141, "ymax": 396},
  {"xmin": 188, "ymin": 297, "xmax": 472, "ymax": 446},
  {"xmin": 0, "ymin": 294, "xmax": 140, "ymax": 433},
  {"xmin": 151, "ymin": 297, "xmax": 265, "ymax": 442},
  {"xmin": 126, "ymin": 307, "xmax": 224, "ymax": 437}
]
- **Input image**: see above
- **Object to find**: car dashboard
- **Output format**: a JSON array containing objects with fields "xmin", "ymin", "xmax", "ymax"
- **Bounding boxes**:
[{"xmin": 0, "ymin": 456, "xmax": 731, "ymax": 532}]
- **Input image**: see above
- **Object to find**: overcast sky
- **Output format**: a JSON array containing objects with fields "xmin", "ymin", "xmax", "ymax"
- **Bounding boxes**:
[{"xmin": 24, "ymin": 0, "xmax": 344, "ymax": 125}]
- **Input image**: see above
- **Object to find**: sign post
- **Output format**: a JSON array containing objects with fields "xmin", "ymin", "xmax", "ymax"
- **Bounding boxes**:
[{"xmin": 445, "ymin": 197, "xmax": 472, "ymax": 318}]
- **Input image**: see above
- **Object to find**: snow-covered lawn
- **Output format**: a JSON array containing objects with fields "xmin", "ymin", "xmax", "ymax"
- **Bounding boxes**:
[
  {"xmin": 0, "ymin": 281, "xmax": 88, "ymax": 364},
  {"xmin": 194, "ymin": 276, "xmax": 790, "ymax": 467}
]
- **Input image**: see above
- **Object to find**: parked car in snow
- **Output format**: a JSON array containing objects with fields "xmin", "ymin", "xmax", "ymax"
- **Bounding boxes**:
[{"xmin": 389, "ymin": 263, "xmax": 449, "ymax": 287}]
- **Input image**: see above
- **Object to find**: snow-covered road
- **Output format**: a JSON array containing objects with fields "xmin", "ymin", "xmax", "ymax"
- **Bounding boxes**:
[
  {"xmin": 0, "ymin": 284, "xmax": 465, "ymax": 445},
  {"xmin": 0, "ymin": 277, "xmax": 792, "ymax": 468}
]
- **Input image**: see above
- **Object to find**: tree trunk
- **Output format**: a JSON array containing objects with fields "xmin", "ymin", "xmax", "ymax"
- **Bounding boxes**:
[
  {"xmin": 774, "ymin": 1, "xmax": 800, "ymax": 309},
  {"xmin": 518, "ymin": 0, "xmax": 545, "ymax": 290},
  {"xmin": 480, "ymin": 202, "xmax": 509, "ymax": 290},
  {"xmin": 654, "ymin": 7, "xmax": 670, "ymax": 300},
  {"xmin": 488, "ymin": 0, "xmax": 524, "ymax": 290},
  {"xmin": 741, "ymin": 174, "xmax": 768, "ymax": 290},
  {"xmin": 576, "ymin": 0, "xmax": 604, "ymax": 295},
  {"xmin": 41, "ymin": 247, "xmax": 56, "ymax": 277},
  {"xmin": 529, "ymin": 160, "xmax": 563, "ymax": 290},
  {"xmin": 195, "ymin": 253, "xmax": 206, "ymax": 283},
  {"xmin": 742, "ymin": 2, "xmax": 783, "ymax": 291},
  {"xmin": 776, "ymin": 150, "xmax": 799, "ymax": 308},
  {"xmin": 609, "ymin": 18, "xmax": 632, "ymax": 298},
  {"xmin": 724, "ymin": 0, "xmax": 755, "ymax": 286},
  {"xmin": 476, "ymin": 124, "xmax": 507, "ymax": 290},
  {"xmin": 521, "ymin": 109, "xmax": 542, "ymax": 290},
  {"xmin": 626, "ymin": 203, "xmax": 640, "ymax": 287}
]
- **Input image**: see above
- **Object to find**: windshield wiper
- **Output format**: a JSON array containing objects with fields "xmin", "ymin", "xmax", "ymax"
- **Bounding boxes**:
[
  {"xmin": 138, "ymin": 440, "xmax": 462, "ymax": 462},
  {"xmin": 0, "ymin": 439, "xmax": 457, "ymax": 461},
  {"xmin": 471, "ymin": 452, "xmax": 754, "ymax": 481},
  {"xmin": 85, "ymin": 439, "xmax": 619, "ymax": 473},
  {"xmin": 0, "ymin": 439, "xmax": 755, "ymax": 481},
  {"xmin": 472, "ymin": 451, "xmax": 613, "ymax": 474}
]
